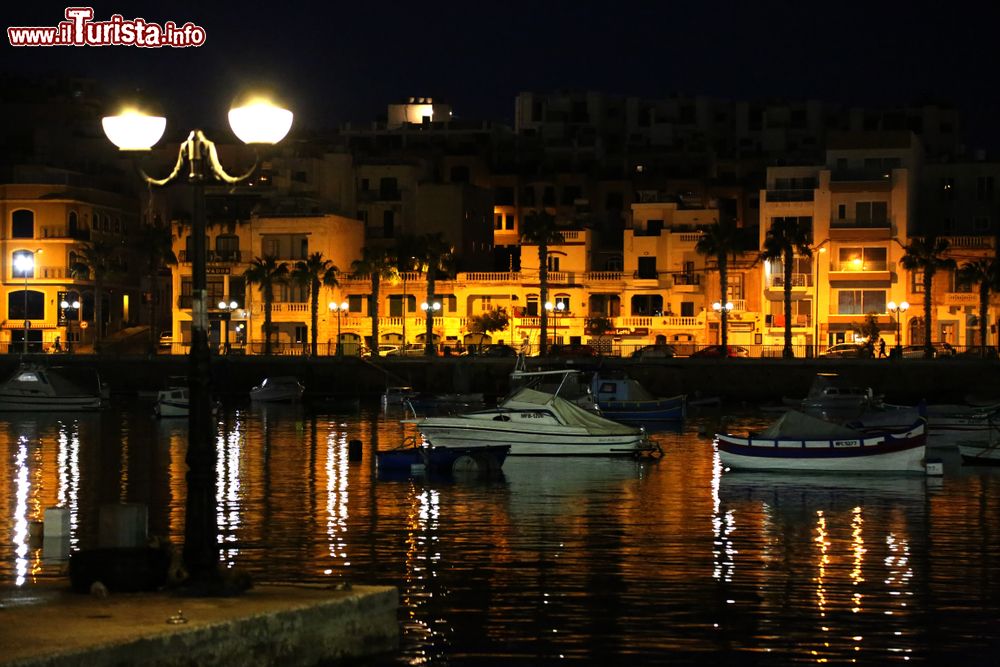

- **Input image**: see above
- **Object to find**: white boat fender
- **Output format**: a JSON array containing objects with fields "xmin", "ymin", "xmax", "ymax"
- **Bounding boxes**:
[{"xmin": 926, "ymin": 458, "xmax": 944, "ymax": 476}]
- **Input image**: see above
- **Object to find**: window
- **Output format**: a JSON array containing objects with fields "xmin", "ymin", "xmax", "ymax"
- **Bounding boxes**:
[
  {"xmin": 836, "ymin": 289, "xmax": 886, "ymax": 315},
  {"xmin": 680, "ymin": 302, "xmax": 694, "ymax": 317},
  {"xmin": 494, "ymin": 213, "xmax": 504, "ymax": 230},
  {"xmin": 977, "ymin": 176, "xmax": 994, "ymax": 201},
  {"xmin": 561, "ymin": 186, "xmax": 582, "ymax": 206},
  {"xmin": 631, "ymin": 294, "xmax": 663, "ymax": 316},
  {"xmin": 12, "ymin": 210, "xmax": 34, "ymax": 238},
  {"xmin": 547, "ymin": 255, "xmax": 561, "ymax": 272},
  {"xmin": 361, "ymin": 178, "xmax": 370, "ymax": 191},
  {"xmin": 837, "ymin": 204, "xmax": 847, "ymax": 220},
  {"xmin": 294, "ymin": 326, "xmax": 307, "ymax": 344},
  {"xmin": 837, "ymin": 247, "xmax": 887, "ymax": 271},
  {"xmin": 480, "ymin": 296, "xmax": 493, "ymax": 312},
  {"xmin": 277, "ymin": 282, "xmax": 308, "ymax": 303},
  {"xmin": 348, "ymin": 295, "xmax": 364, "ymax": 313},
  {"xmin": 637, "ymin": 257, "xmax": 657, "ymax": 279},
  {"xmin": 911, "ymin": 270, "xmax": 924, "ymax": 293},
  {"xmin": 526, "ymin": 294, "xmax": 539, "ymax": 317},
  {"xmin": 856, "ymin": 201, "xmax": 888, "ymax": 224},
  {"xmin": 726, "ymin": 273, "xmax": 744, "ymax": 300},
  {"xmin": 379, "ymin": 177, "xmax": 398, "ymax": 198},
  {"xmin": 215, "ymin": 234, "xmax": 240, "ymax": 261},
  {"xmin": 606, "ymin": 256, "xmax": 623, "ymax": 271},
  {"xmin": 505, "ymin": 213, "xmax": 514, "ymax": 230},
  {"xmin": 383, "ymin": 210, "xmax": 395, "ymax": 238},
  {"xmin": 8, "ymin": 290, "xmax": 44, "ymax": 320},
  {"xmin": 554, "ymin": 295, "xmax": 571, "ymax": 312}
]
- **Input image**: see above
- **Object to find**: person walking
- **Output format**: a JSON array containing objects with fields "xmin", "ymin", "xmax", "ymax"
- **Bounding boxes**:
[
  {"xmin": 52, "ymin": 336, "xmax": 62, "ymax": 353},
  {"xmin": 878, "ymin": 338, "xmax": 887, "ymax": 358}
]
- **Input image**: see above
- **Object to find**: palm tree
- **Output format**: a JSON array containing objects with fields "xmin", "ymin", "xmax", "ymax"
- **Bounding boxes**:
[
  {"xmin": 292, "ymin": 252, "xmax": 339, "ymax": 357},
  {"xmin": 69, "ymin": 239, "xmax": 125, "ymax": 353},
  {"xmin": 520, "ymin": 210, "xmax": 564, "ymax": 355},
  {"xmin": 132, "ymin": 221, "xmax": 176, "ymax": 354},
  {"xmin": 696, "ymin": 218, "xmax": 743, "ymax": 358},
  {"xmin": 351, "ymin": 247, "xmax": 397, "ymax": 356},
  {"xmin": 901, "ymin": 236, "xmax": 956, "ymax": 359},
  {"xmin": 244, "ymin": 255, "xmax": 289, "ymax": 355},
  {"xmin": 414, "ymin": 233, "xmax": 454, "ymax": 356},
  {"xmin": 957, "ymin": 257, "xmax": 1000, "ymax": 357},
  {"xmin": 760, "ymin": 218, "xmax": 813, "ymax": 358},
  {"xmin": 394, "ymin": 235, "xmax": 422, "ymax": 350}
]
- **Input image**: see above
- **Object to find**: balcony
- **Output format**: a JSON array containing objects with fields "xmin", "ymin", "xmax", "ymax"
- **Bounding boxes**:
[
  {"xmin": 358, "ymin": 188, "xmax": 402, "ymax": 202},
  {"xmin": 584, "ymin": 272, "xmax": 624, "ymax": 282},
  {"xmin": 830, "ymin": 169, "xmax": 894, "ymax": 183},
  {"xmin": 178, "ymin": 250, "xmax": 244, "ymax": 263},
  {"xmin": 765, "ymin": 189, "xmax": 815, "ymax": 202},
  {"xmin": 40, "ymin": 226, "xmax": 90, "ymax": 241},
  {"xmin": 457, "ymin": 271, "xmax": 522, "ymax": 283},
  {"xmin": 767, "ymin": 273, "xmax": 812, "ymax": 289},
  {"xmin": 671, "ymin": 273, "xmax": 701, "ymax": 292},
  {"xmin": 828, "ymin": 260, "xmax": 891, "ymax": 282},
  {"xmin": 943, "ymin": 291, "xmax": 979, "ymax": 306}
]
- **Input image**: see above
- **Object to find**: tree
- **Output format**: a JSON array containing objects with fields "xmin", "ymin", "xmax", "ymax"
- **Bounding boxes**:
[
  {"xmin": 695, "ymin": 217, "xmax": 743, "ymax": 358},
  {"xmin": 292, "ymin": 252, "xmax": 339, "ymax": 357},
  {"xmin": 244, "ymin": 255, "xmax": 289, "ymax": 355},
  {"xmin": 586, "ymin": 315, "xmax": 614, "ymax": 355},
  {"xmin": 468, "ymin": 307, "xmax": 510, "ymax": 351},
  {"xmin": 760, "ymin": 218, "xmax": 813, "ymax": 358},
  {"xmin": 901, "ymin": 236, "xmax": 956, "ymax": 359},
  {"xmin": 69, "ymin": 239, "xmax": 126, "ymax": 353},
  {"xmin": 520, "ymin": 210, "xmax": 564, "ymax": 355},
  {"xmin": 855, "ymin": 312, "xmax": 882, "ymax": 355},
  {"xmin": 957, "ymin": 257, "xmax": 1000, "ymax": 357},
  {"xmin": 393, "ymin": 235, "xmax": 422, "ymax": 350},
  {"xmin": 414, "ymin": 233, "xmax": 454, "ymax": 356},
  {"xmin": 351, "ymin": 247, "xmax": 397, "ymax": 356},
  {"xmin": 132, "ymin": 220, "xmax": 176, "ymax": 354}
]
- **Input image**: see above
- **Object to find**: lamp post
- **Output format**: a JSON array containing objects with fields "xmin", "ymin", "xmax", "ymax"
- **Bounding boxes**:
[
  {"xmin": 421, "ymin": 301, "xmax": 440, "ymax": 353},
  {"xmin": 328, "ymin": 300, "xmax": 348, "ymax": 355},
  {"xmin": 102, "ymin": 97, "xmax": 292, "ymax": 587},
  {"xmin": 887, "ymin": 301, "xmax": 909, "ymax": 358},
  {"xmin": 812, "ymin": 242, "xmax": 828, "ymax": 357},
  {"xmin": 14, "ymin": 249, "xmax": 41, "ymax": 354},
  {"xmin": 218, "ymin": 300, "xmax": 238, "ymax": 354},
  {"xmin": 545, "ymin": 301, "xmax": 565, "ymax": 347},
  {"xmin": 60, "ymin": 297, "xmax": 81, "ymax": 354},
  {"xmin": 712, "ymin": 300, "xmax": 734, "ymax": 356}
]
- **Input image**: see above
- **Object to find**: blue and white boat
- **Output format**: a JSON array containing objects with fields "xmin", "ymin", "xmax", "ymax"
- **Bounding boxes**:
[
  {"xmin": 591, "ymin": 372, "xmax": 685, "ymax": 423},
  {"xmin": 377, "ymin": 442, "xmax": 510, "ymax": 476},
  {"xmin": 716, "ymin": 410, "xmax": 927, "ymax": 473}
]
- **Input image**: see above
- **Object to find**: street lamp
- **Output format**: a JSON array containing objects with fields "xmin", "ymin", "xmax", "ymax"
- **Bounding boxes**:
[
  {"xmin": 421, "ymin": 301, "xmax": 440, "ymax": 354},
  {"xmin": 218, "ymin": 300, "xmax": 238, "ymax": 354},
  {"xmin": 60, "ymin": 297, "xmax": 81, "ymax": 354},
  {"xmin": 328, "ymin": 300, "xmax": 348, "ymax": 355},
  {"xmin": 812, "ymin": 243, "xmax": 828, "ymax": 357},
  {"xmin": 887, "ymin": 301, "xmax": 909, "ymax": 357},
  {"xmin": 103, "ymin": 95, "xmax": 292, "ymax": 587},
  {"xmin": 712, "ymin": 300, "xmax": 734, "ymax": 356},
  {"xmin": 545, "ymin": 301, "xmax": 565, "ymax": 346},
  {"xmin": 14, "ymin": 249, "xmax": 41, "ymax": 354}
]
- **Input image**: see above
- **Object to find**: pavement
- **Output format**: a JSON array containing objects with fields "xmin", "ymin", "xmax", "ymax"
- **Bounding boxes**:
[{"xmin": 0, "ymin": 582, "xmax": 398, "ymax": 666}]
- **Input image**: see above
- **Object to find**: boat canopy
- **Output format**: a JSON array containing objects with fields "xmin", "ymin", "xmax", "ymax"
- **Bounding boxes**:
[
  {"xmin": 759, "ymin": 410, "xmax": 861, "ymax": 439},
  {"xmin": 504, "ymin": 387, "xmax": 640, "ymax": 435}
]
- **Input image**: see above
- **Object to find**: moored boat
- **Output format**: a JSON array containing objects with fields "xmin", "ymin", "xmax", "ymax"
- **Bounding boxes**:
[
  {"xmin": 249, "ymin": 376, "xmax": 304, "ymax": 402},
  {"xmin": 405, "ymin": 371, "xmax": 657, "ymax": 457},
  {"xmin": 791, "ymin": 373, "xmax": 881, "ymax": 420},
  {"xmin": 0, "ymin": 365, "xmax": 104, "ymax": 412},
  {"xmin": 591, "ymin": 371, "xmax": 685, "ymax": 423},
  {"xmin": 958, "ymin": 440, "xmax": 1000, "ymax": 465},
  {"xmin": 376, "ymin": 442, "xmax": 510, "ymax": 476},
  {"xmin": 716, "ymin": 410, "xmax": 926, "ymax": 474}
]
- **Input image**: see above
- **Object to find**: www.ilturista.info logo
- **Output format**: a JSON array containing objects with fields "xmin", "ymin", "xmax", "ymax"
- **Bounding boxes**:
[{"xmin": 8, "ymin": 7, "xmax": 206, "ymax": 48}]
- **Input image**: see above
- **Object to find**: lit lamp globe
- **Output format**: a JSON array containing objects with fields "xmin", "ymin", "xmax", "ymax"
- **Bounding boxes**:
[
  {"xmin": 101, "ymin": 109, "xmax": 167, "ymax": 151},
  {"xmin": 228, "ymin": 98, "xmax": 293, "ymax": 145},
  {"xmin": 14, "ymin": 254, "xmax": 34, "ymax": 275}
]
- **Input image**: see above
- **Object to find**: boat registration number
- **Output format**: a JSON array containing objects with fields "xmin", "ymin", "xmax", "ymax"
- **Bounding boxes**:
[
  {"xmin": 520, "ymin": 413, "xmax": 545, "ymax": 419},
  {"xmin": 833, "ymin": 440, "xmax": 860, "ymax": 448}
]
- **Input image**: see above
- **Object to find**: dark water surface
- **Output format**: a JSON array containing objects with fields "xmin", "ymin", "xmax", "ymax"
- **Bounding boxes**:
[{"xmin": 1, "ymin": 400, "xmax": 999, "ymax": 665}]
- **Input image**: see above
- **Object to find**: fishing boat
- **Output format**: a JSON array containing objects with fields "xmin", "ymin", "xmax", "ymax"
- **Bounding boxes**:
[
  {"xmin": 784, "ymin": 373, "xmax": 880, "ymax": 420},
  {"xmin": 154, "ymin": 387, "xmax": 189, "ymax": 418},
  {"xmin": 958, "ymin": 440, "xmax": 1000, "ymax": 465},
  {"xmin": 404, "ymin": 371, "xmax": 657, "ymax": 457},
  {"xmin": 881, "ymin": 400, "xmax": 1000, "ymax": 449},
  {"xmin": 590, "ymin": 371, "xmax": 685, "ymax": 423},
  {"xmin": 716, "ymin": 410, "xmax": 927, "ymax": 473},
  {"xmin": 0, "ymin": 365, "xmax": 104, "ymax": 411},
  {"xmin": 249, "ymin": 376, "xmax": 304, "ymax": 402},
  {"xmin": 376, "ymin": 441, "xmax": 510, "ymax": 476}
]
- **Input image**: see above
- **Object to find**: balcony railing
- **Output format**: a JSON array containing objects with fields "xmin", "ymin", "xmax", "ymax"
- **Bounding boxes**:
[
  {"xmin": 830, "ymin": 261, "xmax": 889, "ymax": 272},
  {"xmin": 830, "ymin": 169, "xmax": 894, "ymax": 182},
  {"xmin": 947, "ymin": 236, "xmax": 995, "ymax": 249},
  {"xmin": 830, "ymin": 218, "xmax": 891, "ymax": 229},
  {"xmin": 459, "ymin": 272, "xmax": 522, "ymax": 282},
  {"xmin": 584, "ymin": 272, "xmax": 623, "ymax": 282},
  {"xmin": 178, "ymin": 250, "xmax": 244, "ymax": 263},
  {"xmin": 672, "ymin": 273, "xmax": 700, "ymax": 286},
  {"xmin": 40, "ymin": 226, "xmax": 91, "ymax": 240},
  {"xmin": 768, "ymin": 273, "xmax": 812, "ymax": 288}
]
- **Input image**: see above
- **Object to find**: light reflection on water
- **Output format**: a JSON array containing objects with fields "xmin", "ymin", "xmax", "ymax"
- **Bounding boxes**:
[{"xmin": 0, "ymin": 401, "xmax": 998, "ymax": 664}]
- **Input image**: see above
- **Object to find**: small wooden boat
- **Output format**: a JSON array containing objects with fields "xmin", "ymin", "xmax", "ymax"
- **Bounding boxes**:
[
  {"xmin": 376, "ymin": 441, "xmax": 510, "ymax": 476},
  {"xmin": 716, "ymin": 410, "xmax": 927, "ymax": 474},
  {"xmin": 591, "ymin": 372, "xmax": 685, "ymax": 423},
  {"xmin": 958, "ymin": 440, "xmax": 1000, "ymax": 465},
  {"xmin": 249, "ymin": 377, "xmax": 304, "ymax": 402}
]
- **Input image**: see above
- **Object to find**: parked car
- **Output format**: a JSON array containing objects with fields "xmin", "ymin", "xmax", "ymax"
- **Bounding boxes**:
[
  {"xmin": 818, "ymin": 343, "xmax": 868, "ymax": 358},
  {"xmin": 901, "ymin": 342, "xmax": 956, "ymax": 358},
  {"xmin": 548, "ymin": 343, "xmax": 598, "ymax": 357},
  {"xmin": 691, "ymin": 345, "xmax": 749, "ymax": 358},
  {"xmin": 630, "ymin": 344, "xmax": 676, "ymax": 359},
  {"xmin": 479, "ymin": 344, "xmax": 518, "ymax": 357},
  {"xmin": 158, "ymin": 332, "xmax": 173, "ymax": 349},
  {"xmin": 364, "ymin": 344, "xmax": 401, "ymax": 358}
]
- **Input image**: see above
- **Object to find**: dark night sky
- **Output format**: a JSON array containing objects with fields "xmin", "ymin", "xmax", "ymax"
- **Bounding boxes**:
[{"xmin": 5, "ymin": 1, "xmax": 1000, "ymax": 147}]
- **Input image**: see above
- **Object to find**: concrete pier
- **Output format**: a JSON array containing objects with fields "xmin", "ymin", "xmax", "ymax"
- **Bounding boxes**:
[{"xmin": 0, "ymin": 583, "xmax": 398, "ymax": 666}]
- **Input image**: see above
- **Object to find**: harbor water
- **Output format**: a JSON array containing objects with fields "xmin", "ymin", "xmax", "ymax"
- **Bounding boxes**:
[{"xmin": 0, "ymin": 400, "xmax": 998, "ymax": 665}]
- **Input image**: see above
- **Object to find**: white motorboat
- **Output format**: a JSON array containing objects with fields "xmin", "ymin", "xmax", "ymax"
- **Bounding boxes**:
[
  {"xmin": 404, "ymin": 371, "xmax": 656, "ymax": 457},
  {"xmin": 716, "ymin": 410, "xmax": 927, "ymax": 474},
  {"xmin": 789, "ymin": 373, "xmax": 881, "ymax": 420},
  {"xmin": 958, "ymin": 439, "xmax": 1000, "ymax": 465},
  {"xmin": 155, "ymin": 387, "xmax": 189, "ymax": 418},
  {"xmin": 0, "ymin": 365, "xmax": 104, "ymax": 412},
  {"xmin": 249, "ymin": 376, "xmax": 304, "ymax": 402}
]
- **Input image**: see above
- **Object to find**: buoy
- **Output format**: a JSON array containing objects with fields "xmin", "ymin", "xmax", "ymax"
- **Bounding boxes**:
[{"xmin": 348, "ymin": 439, "xmax": 363, "ymax": 462}]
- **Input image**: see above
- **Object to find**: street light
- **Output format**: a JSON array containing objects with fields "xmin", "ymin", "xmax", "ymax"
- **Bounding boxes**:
[
  {"xmin": 14, "ymin": 249, "xmax": 41, "ymax": 354},
  {"xmin": 218, "ymin": 300, "xmax": 238, "ymax": 354},
  {"xmin": 421, "ymin": 301, "xmax": 440, "ymax": 354},
  {"xmin": 712, "ymin": 300, "xmax": 734, "ymax": 356},
  {"xmin": 812, "ymin": 242, "xmax": 829, "ymax": 357},
  {"xmin": 103, "ymin": 95, "xmax": 292, "ymax": 588},
  {"xmin": 328, "ymin": 300, "xmax": 348, "ymax": 355},
  {"xmin": 60, "ymin": 296, "xmax": 81, "ymax": 354},
  {"xmin": 545, "ymin": 301, "xmax": 565, "ymax": 346},
  {"xmin": 887, "ymin": 301, "xmax": 909, "ymax": 357}
]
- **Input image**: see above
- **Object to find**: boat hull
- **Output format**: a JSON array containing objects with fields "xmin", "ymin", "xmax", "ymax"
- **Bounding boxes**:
[
  {"xmin": 959, "ymin": 443, "xmax": 1000, "ymax": 465},
  {"xmin": 598, "ymin": 401, "xmax": 685, "ymax": 422},
  {"xmin": 377, "ymin": 444, "xmax": 510, "ymax": 474},
  {"xmin": 716, "ymin": 422, "xmax": 927, "ymax": 473},
  {"xmin": 0, "ymin": 394, "xmax": 102, "ymax": 411}
]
